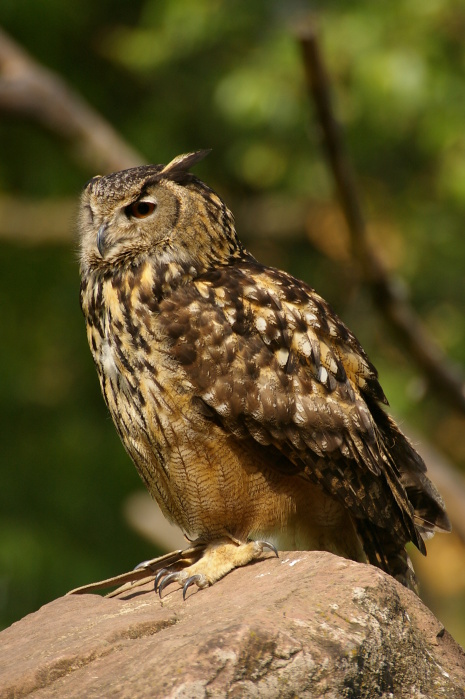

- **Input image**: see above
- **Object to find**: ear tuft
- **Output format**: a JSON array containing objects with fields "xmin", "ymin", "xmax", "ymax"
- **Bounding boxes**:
[{"xmin": 160, "ymin": 150, "xmax": 211, "ymax": 178}]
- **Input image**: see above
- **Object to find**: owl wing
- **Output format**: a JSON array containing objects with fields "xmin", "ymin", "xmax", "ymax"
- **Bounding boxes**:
[{"xmin": 158, "ymin": 259, "xmax": 445, "ymax": 552}]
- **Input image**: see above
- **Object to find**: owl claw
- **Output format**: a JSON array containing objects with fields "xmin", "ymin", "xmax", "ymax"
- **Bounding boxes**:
[
  {"xmin": 182, "ymin": 574, "xmax": 208, "ymax": 600},
  {"xmin": 154, "ymin": 568, "xmax": 170, "ymax": 593},
  {"xmin": 134, "ymin": 559, "xmax": 156, "ymax": 571},
  {"xmin": 153, "ymin": 540, "xmax": 278, "ymax": 599},
  {"xmin": 157, "ymin": 570, "xmax": 208, "ymax": 598},
  {"xmin": 157, "ymin": 571, "xmax": 182, "ymax": 597},
  {"xmin": 259, "ymin": 541, "xmax": 279, "ymax": 558}
]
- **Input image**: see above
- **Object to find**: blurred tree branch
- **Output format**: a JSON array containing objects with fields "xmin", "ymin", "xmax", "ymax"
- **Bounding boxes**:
[
  {"xmin": 0, "ymin": 27, "xmax": 144, "ymax": 174},
  {"xmin": 298, "ymin": 25, "xmax": 465, "ymax": 417},
  {"xmin": 0, "ymin": 195, "xmax": 76, "ymax": 244}
]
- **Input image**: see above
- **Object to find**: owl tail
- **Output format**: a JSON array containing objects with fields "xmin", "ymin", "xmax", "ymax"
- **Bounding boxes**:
[
  {"xmin": 368, "ymin": 400, "xmax": 452, "ymax": 538},
  {"xmin": 355, "ymin": 520, "xmax": 419, "ymax": 593}
]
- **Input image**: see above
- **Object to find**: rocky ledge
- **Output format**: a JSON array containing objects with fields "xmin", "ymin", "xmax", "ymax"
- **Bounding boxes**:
[{"xmin": 1, "ymin": 550, "xmax": 464, "ymax": 698}]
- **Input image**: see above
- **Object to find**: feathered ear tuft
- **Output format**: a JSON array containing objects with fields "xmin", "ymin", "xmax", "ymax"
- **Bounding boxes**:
[{"xmin": 160, "ymin": 150, "xmax": 211, "ymax": 179}]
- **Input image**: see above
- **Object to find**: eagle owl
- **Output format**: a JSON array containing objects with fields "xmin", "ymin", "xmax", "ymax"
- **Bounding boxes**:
[{"xmin": 78, "ymin": 150, "xmax": 450, "ymax": 596}]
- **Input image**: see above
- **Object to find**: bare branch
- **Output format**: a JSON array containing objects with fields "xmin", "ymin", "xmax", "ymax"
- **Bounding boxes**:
[
  {"xmin": 0, "ymin": 28, "xmax": 144, "ymax": 174},
  {"xmin": 0, "ymin": 195, "xmax": 76, "ymax": 244},
  {"xmin": 298, "ymin": 25, "xmax": 465, "ymax": 416}
]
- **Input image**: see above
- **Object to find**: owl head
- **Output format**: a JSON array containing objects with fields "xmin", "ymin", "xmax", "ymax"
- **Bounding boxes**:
[{"xmin": 78, "ymin": 150, "xmax": 242, "ymax": 275}]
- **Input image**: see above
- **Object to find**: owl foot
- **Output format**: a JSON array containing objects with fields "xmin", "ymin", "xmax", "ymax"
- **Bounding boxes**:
[{"xmin": 155, "ymin": 539, "xmax": 278, "ymax": 599}]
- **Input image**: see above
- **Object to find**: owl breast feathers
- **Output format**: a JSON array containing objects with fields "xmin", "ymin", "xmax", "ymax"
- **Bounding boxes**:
[{"xmin": 78, "ymin": 150, "xmax": 450, "ymax": 593}]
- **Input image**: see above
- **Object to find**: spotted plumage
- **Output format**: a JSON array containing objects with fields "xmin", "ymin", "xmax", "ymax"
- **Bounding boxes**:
[{"xmin": 78, "ymin": 150, "xmax": 450, "ymax": 593}]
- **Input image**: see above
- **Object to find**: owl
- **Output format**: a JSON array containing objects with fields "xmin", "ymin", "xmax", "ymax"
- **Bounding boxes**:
[{"xmin": 78, "ymin": 150, "xmax": 450, "ymax": 597}]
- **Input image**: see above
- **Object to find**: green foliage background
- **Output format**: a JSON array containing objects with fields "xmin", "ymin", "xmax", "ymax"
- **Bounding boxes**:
[{"xmin": 1, "ymin": 0, "xmax": 464, "ymax": 641}]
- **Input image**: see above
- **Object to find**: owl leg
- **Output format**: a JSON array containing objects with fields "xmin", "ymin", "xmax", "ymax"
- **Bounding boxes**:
[{"xmin": 155, "ymin": 538, "xmax": 278, "ymax": 599}]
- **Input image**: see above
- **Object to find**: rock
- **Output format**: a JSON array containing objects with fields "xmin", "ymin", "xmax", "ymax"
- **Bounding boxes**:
[{"xmin": 1, "ymin": 551, "xmax": 464, "ymax": 698}]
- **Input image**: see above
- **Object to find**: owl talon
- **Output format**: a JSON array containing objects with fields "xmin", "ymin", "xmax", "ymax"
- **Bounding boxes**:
[
  {"xmin": 134, "ymin": 559, "xmax": 156, "ymax": 572},
  {"xmin": 154, "ymin": 568, "xmax": 177, "ymax": 592},
  {"xmin": 259, "ymin": 541, "xmax": 279, "ymax": 558},
  {"xmin": 154, "ymin": 568, "xmax": 171, "ymax": 593},
  {"xmin": 157, "ymin": 571, "xmax": 183, "ymax": 597},
  {"xmin": 182, "ymin": 574, "xmax": 208, "ymax": 600}
]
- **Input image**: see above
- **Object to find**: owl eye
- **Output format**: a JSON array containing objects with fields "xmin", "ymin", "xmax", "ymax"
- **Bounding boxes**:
[{"xmin": 126, "ymin": 200, "xmax": 157, "ymax": 219}]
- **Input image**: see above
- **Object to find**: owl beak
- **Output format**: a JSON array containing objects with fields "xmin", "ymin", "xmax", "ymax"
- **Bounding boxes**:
[{"xmin": 97, "ymin": 223, "xmax": 108, "ymax": 257}]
